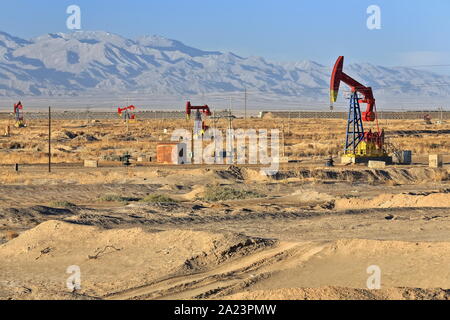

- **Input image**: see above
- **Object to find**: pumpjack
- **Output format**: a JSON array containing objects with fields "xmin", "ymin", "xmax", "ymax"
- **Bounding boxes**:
[
  {"xmin": 330, "ymin": 56, "xmax": 391, "ymax": 164},
  {"xmin": 118, "ymin": 105, "xmax": 137, "ymax": 122},
  {"xmin": 13, "ymin": 101, "xmax": 26, "ymax": 128},
  {"xmin": 185, "ymin": 101, "xmax": 211, "ymax": 137}
]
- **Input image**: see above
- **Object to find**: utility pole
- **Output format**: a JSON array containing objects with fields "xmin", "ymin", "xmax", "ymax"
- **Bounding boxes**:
[
  {"xmin": 86, "ymin": 106, "xmax": 91, "ymax": 125},
  {"xmin": 48, "ymin": 106, "xmax": 51, "ymax": 173},
  {"xmin": 288, "ymin": 111, "xmax": 291, "ymax": 136},
  {"xmin": 213, "ymin": 109, "xmax": 216, "ymax": 164}
]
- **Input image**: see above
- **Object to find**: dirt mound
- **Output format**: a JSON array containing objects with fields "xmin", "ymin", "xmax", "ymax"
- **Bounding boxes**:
[
  {"xmin": 291, "ymin": 190, "xmax": 334, "ymax": 202},
  {"xmin": 225, "ymin": 287, "xmax": 450, "ymax": 300},
  {"xmin": 73, "ymin": 134, "xmax": 98, "ymax": 142},
  {"xmin": 53, "ymin": 130, "xmax": 100, "ymax": 143},
  {"xmin": 261, "ymin": 112, "xmax": 275, "ymax": 119},
  {"xmin": 215, "ymin": 166, "xmax": 245, "ymax": 181},
  {"xmin": 0, "ymin": 206, "xmax": 75, "ymax": 231},
  {"xmin": 180, "ymin": 185, "xmax": 206, "ymax": 201},
  {"xmin": 267, "ymin": 167, "xmax": 448, "ymax": 184},
  {"xmin": 242, "ymin": 239, "xmax": 450, "ymax": 295},
  {"xmin": 241, "ymin": 168, "xmax": 270, "ymax": 182},
  {"xmin": 0, "ymin": 221, "xmax": 274, "ymax": 299},
  {"xmin": 336, "ymin": 191, "xmax": 450, "ymax": 209}
]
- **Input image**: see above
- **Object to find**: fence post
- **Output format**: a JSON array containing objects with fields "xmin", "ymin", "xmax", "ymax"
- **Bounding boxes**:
[{"xmin": 48, "ymin": 106, "xmax": 51, "ymax": 173}]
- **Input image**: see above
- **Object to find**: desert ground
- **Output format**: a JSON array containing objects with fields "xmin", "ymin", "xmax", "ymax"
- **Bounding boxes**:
[{"xmin": 0, "ymin": 116, "xmax": 449, "ymax": 300}]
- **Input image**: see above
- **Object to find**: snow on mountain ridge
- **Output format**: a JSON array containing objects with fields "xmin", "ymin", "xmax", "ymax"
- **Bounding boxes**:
[
  {"xmin": 0, "ymin": 31, "xmax": 31, "ymax": 49},
  {"xmin": 0, "ymin": 30, "xmax": 449, "ymax": 102}
]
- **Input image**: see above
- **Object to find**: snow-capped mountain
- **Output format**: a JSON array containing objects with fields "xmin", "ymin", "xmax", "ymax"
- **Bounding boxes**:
[{"xmin": 0, "ymin": 30, "xmax": 450, "ymax": 107}]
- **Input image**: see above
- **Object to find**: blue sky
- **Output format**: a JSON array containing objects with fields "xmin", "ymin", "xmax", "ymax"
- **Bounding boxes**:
[{"xmin": 1, "ymin": 0, "xmax": 449, "ymax": 69}]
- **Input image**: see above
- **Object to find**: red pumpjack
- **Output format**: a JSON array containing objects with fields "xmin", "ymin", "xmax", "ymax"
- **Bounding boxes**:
[
  {"xmin": 186, "ymin": 101, "xmax": 211, "ymax": 134},
  {"xmin": 118, "ymin": 105, "xmax": 136, "ymax": 121},
  {"xmin": 330, "ymin": 56, "xmax": 388, "ymax": 161}
]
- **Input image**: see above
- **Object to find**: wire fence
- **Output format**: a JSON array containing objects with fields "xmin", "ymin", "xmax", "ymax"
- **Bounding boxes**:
[
  {"xmin": 0, "ymin": 106, "xmax": 448, "ymax": 168},
  {"xmin": 2, "ymin": 109, "xmax": 449, "ymax": 121},
  {"xmin": 259, "ymin": 110, "xmax": 450, "ymax": 120},
  {"xmin": 0, "ymin": 111, "xmax": 186, "ymax": 121}
]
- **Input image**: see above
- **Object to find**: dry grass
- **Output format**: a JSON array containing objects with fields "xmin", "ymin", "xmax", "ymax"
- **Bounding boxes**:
[
  {"xmin": 202, "ymin": 185, "xmax": 265, "ymax": 202},
  {"xmin": 49, "ymin": 201, "xmax": 77, "ymax": 208},
  {"xmin": 0, "ymin": 167, "xmax": 157, "ymax": 185},
  {"xmin": 100, "ymin": 194, "xmax": 140, "ymax": 204},
  {"xmin": 141, "ymin": 194, "xmax": 178, "ymax": 203},
  {"xmin": 0, "ymin": 118, "xmax": 448, "ymax": 166}
]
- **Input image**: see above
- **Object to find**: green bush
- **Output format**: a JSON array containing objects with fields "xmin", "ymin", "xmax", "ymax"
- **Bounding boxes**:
[
  {"xmin": 99, "ymin": 194, "xmax": 138, "ymax": 203},
  {"xmin": 202, "ymin": 186, "xmax": 264, "ymax": 202},
  {"xmin": 141, "ymin": 194, "xmax": 177, "ymax": 204},
  {"xmin": 50, "ymin": 201, "xmax": 77, "ymax": 208}
]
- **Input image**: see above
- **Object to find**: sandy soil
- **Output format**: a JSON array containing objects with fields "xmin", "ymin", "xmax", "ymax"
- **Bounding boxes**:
[{"xmin": 0, "ymin": 118, "xmax": 449, "ymax": 300}]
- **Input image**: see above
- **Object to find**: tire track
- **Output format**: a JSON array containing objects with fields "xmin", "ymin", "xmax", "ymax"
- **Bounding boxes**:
[{"xmin": 104, "ymin": 242, "xmax": 306, "ymax": 300}]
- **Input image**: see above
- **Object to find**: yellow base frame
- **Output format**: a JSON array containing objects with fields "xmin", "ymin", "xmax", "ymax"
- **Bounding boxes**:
[
  {"xmin": 342, "ymin": 141, "xmax": 390, "ymax": 164},
  {"xmin": 14, "ymin": 121, "xmax": 26, "ymax": 128},
  {"xmin": 350, "ymin": 141, "xmax": 387, "ymax": 158}
]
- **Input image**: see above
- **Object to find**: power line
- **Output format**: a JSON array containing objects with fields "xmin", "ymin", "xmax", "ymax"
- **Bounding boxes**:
[
  {"xmin": 284, "ymin": 63, "xmax": 450, "ymax": 70},
  {"xmin": 386, "ymin": 64, "xmax": 450, "ymax": 69}
]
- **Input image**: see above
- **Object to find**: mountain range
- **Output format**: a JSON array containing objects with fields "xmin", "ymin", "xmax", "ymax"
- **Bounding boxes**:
[{"xmin": 0, "ymin": 30, "xmax": 449, "ymax": 109}]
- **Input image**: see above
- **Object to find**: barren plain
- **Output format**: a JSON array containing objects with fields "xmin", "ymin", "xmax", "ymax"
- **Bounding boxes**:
[{"xmin": 0, "ymin": 117, "xmax": 449, "ymax": 300}]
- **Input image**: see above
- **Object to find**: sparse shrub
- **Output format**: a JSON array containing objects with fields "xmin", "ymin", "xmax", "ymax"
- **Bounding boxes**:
[
  {"xmin": 63, "ymin": 131, "xmax": 78, "ymax": 139},
  {"xmin": 429, "ymin": 143, "xmax": 440, "ymax": 149},
  {"xmin": 141, "ymin": 194, "xmax": 177, "ymax": 204},
  {"xmin": 9, "ymin": 142, "xmax": 24, "ymax": 150},
  {"xmin": 202, "ymin": 186, "xmax": 265, "ymax": 202},
  {"xmin": 50, "ymin": 201, "xmax": 77, "ymax": 208},
  {"xmin": 99, "ymin": 194, "xmax": 138, "ymax": 204}
]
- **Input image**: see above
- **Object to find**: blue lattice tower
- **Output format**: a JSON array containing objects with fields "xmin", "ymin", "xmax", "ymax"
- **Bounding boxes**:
[{"xmin": 344, "ymin": 92, "xmax": 365, "ymax": 155}]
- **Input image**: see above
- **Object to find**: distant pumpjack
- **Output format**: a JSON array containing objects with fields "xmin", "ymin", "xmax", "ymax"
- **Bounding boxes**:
[
  {"xmin": 13, "ymin": 101, "xmax": 26, "ymax": 128},
  {"xmin": 118, "ymin": 105, "xmax": 137, "ymax": 122},
  {"xmin": 185, "ymin": 101, "xmax": 211, "ymax": 136}
]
